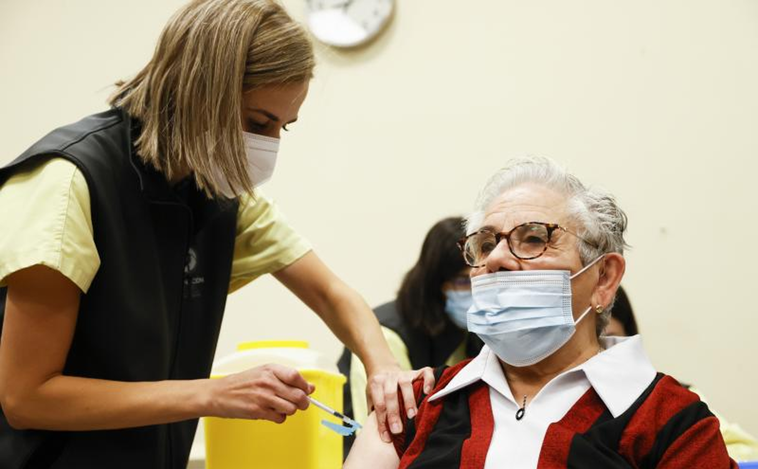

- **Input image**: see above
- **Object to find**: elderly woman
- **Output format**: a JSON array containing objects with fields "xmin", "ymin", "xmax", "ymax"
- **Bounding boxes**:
[{"xmin": 345, "ymin": 156, "xmax": 736, "ymax": 468}]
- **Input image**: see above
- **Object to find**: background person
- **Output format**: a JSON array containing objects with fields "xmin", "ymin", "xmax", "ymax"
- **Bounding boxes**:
[{"xmin": 603, "ymin": 285, "xmax": 638, "ymax": 336}]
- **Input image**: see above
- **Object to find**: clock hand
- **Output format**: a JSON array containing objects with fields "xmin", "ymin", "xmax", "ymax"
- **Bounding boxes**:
[
  {"xmin": 309, "ymin": 0, "xmax": 355, "ymax": 12},
  {"xmin": 341, "ymin": 0, "xmax": 355, "ymax": 13}
]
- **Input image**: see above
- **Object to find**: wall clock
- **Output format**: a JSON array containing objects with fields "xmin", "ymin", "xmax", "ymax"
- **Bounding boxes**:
[{"xmin": 306, "ymin": 0, "xmax": 395, "ymax": 48}]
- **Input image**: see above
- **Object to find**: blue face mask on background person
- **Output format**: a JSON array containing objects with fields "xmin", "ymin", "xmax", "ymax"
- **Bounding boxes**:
[
  {"xmin": 445, "ymin": 290, "xmax": 473, "ymax": 329},
  {"xmin": 467, "ymin": 255, "xmax": 604, "ymax": 367}
]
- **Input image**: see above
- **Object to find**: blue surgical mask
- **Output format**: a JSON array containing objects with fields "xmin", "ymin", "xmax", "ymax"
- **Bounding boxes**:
[
  {"xmin": 445, "ymin": 290, "xmax": 473, "ymax": 329},
  {"xmin": 467, "ymin": 255, "xmax": 604, "ymax": 367}
]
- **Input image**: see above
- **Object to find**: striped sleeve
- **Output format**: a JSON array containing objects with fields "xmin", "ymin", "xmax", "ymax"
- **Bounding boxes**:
[
  {"xmin": 391, "ymin": 361, "xmax": 473, "ymax": 462},
  {"xmin": 656, "ymin": 415, "xmax": 737, "ymax": 468},
  {"xmin": 619, "ymin": 375, "xmax": 737, "ymax": 468}
]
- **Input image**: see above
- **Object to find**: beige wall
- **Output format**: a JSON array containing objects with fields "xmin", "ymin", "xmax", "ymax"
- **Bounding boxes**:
[{"xmin": 2, "ymin": 0, "xmax": 757, "ymax": 440}]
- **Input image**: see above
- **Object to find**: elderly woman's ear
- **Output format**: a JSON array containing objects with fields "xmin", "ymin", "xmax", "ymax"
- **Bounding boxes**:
[{"xmin": 592, "ymin": 253, "xmax": 625, "ymax": 309}]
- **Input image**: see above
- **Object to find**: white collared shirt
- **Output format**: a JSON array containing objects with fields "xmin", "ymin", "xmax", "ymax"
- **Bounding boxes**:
[{"xmin": 427, "ymin": 335, "xmax": 656, "ymax": 469}]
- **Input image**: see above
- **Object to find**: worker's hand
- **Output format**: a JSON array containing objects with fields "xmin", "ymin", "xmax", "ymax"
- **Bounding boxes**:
[
  {"xmin": 366, "ymin": 366, "xmax": 436, "ymax": 443},
  {"xmin": 209, "ymin": 364, "xmax": 315, "ymax": 424}
]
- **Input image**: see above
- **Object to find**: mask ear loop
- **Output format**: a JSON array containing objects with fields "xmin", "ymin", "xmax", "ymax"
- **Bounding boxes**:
[
  {"xmin": 573, "ymin": 306, "xmax": 593, "ymax": 326},
  {"xmin": 569, "ymin": 254, "xmax": 606, "ymax": 280},
  {"xmin": 570, "ymin": 254, "xmax": 606, "ymax": 326}
]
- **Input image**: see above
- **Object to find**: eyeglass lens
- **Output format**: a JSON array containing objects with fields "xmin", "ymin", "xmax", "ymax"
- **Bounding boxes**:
[{"xmin": 464, "ymin": 223, "xmax": 551, "ymax": 266}]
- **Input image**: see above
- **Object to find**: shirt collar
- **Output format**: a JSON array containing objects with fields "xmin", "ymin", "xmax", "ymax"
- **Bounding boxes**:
[
  {"xmin": 428, "ymin": 346, "xmax": 489, "ymax": 402},
  {"xmin": 428, "ymin": 335, "xmax": 656, "ymax": 418},
  {"xmin": 583, "ymin": 335, "xmax": 657, "ymax": 417}
]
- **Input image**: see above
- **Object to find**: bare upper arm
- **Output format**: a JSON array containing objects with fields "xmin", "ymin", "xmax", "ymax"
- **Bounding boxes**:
[
  {"xmin": 0, "ymin": 265, "xmax": 80, "ymax": 404},
  {"xmin": 344, "ymin": 411, "xmax": 401, "ymax": 469},
  {"xmin": 273, "ymin": 251, "xmax": 343, "ymax": 313}
]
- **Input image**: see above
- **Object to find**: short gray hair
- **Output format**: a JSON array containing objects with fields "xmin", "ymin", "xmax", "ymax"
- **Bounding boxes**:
[{"xmin": 466, "ymin": 156, "xmax": 629, "ymax": 336}]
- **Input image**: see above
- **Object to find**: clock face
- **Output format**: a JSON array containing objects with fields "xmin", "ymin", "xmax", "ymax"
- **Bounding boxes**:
[{"xmin": 306, "ymin": 0, "xmax": 394, "ymax": 48}]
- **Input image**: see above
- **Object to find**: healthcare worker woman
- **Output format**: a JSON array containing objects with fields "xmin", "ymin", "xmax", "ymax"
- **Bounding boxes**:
[{"xmin": 0, "ymin": 1, "xmax": 432, "ymax": 467}]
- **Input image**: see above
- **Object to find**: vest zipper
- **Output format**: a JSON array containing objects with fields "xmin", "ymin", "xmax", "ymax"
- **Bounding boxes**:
[{"xmin": 151, "ymin": 200, "xmax": 194, "ymax": 469}]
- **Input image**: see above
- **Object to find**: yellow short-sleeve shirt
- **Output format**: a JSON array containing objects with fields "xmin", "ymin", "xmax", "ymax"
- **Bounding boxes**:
[{"xmin": 0, "ymin": 158, "xmax": 311, "ymax": 293}]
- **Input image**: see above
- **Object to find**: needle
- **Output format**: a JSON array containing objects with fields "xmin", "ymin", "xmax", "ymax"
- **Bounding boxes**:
[{"xmin": 308, "ymin": 396, "xmax": 362, "ymax": 430}]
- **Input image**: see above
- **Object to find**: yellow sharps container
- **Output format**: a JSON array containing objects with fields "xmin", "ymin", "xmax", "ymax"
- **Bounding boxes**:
[{"xmin": 204, "ymin": 341, "xmax": 346, "ymax": 469}]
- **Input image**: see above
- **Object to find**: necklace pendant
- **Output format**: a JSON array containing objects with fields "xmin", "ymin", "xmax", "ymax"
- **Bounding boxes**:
[{"xmin": 515, "ymin": 394, "xmax": 527, "ymax": 420}]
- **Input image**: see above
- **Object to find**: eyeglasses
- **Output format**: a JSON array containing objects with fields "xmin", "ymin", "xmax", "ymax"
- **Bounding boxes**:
[{"xmin": 457, "ymin": 221, "xmax": 597, "ymax": 267}]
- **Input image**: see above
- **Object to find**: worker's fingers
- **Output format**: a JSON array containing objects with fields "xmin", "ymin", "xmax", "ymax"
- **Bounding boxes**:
[
  {"xmin": 259, "ymin": 408, "xmax": 288, "ymax": 424},
  {"xmin": 382, "ymin": 375, "xmax": 403, "ymax": 435},
  {"xmin": 368, "ymin": 376, "xmax": 391, "ymax": 443},
  {"xmin": 415, "ymin": 366, "xmax": 435, "ymax": 395},
  {"xmin": 270, "ymin": 364, "xmax": 312, "ymax": 393},
  {"xmin": 267, "ymin": 395, "xmax": 299, "ymax": 416},
  {"xmin": 397, "ymin": 372, "xmax": 417, "ymax": 419}
]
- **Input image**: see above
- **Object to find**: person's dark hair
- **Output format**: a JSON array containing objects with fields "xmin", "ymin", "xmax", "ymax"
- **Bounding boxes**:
[
  {"xmin": 612, "ymin": 285, "xmax": 639, "ymax": 336},
  {"xmin": 397, "ymin": 217, "xmax": 467, "ymax": 336}
]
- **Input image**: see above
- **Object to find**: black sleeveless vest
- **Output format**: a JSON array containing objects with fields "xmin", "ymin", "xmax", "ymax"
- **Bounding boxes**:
[{"xmin": 0, "ymin": 109, "xmax": 239, "ymax": 469}]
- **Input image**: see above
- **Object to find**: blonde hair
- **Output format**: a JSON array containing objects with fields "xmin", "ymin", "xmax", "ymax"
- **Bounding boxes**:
[{"xmin": 109, "ymin": 0, "xmax": 314, "ymax": 196}]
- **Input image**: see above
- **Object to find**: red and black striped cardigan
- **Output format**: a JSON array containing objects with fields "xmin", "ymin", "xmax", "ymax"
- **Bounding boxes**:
[{"xmin": 391, "ymin": 360, "xmax": 737, "ymax": 468}]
